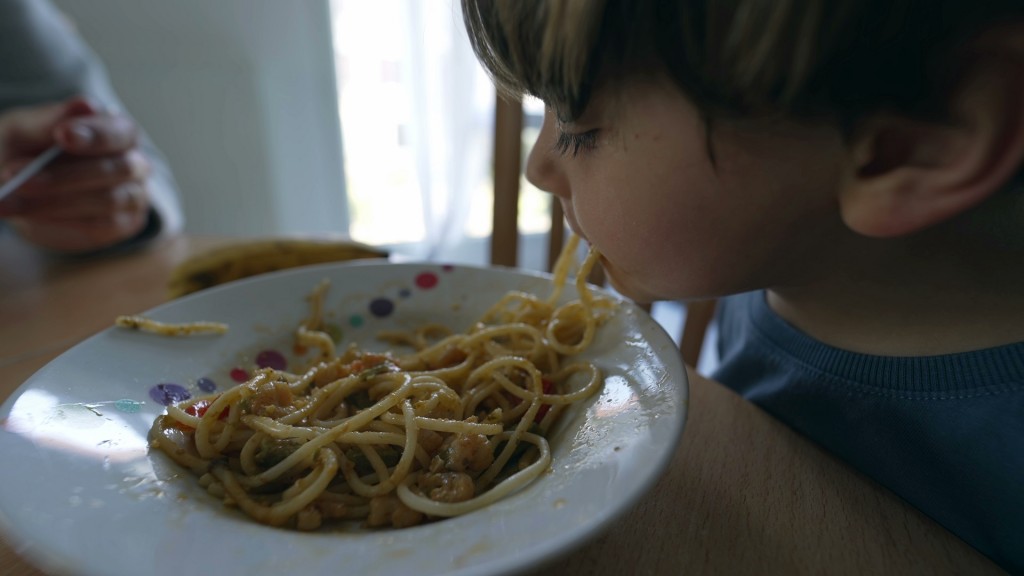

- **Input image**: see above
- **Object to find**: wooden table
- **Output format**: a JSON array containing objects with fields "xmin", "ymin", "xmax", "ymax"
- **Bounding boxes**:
[{"xmin": 0, "ymin": 233, "xmax": 1005, "ymax": 575}]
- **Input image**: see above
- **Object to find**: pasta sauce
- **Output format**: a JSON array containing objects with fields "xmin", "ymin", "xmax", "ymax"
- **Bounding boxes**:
[{"xmin": 149, "ymin": 236, "xmax": 615, "ymax": 530}]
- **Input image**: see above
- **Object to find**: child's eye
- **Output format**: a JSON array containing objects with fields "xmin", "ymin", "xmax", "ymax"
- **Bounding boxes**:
[{"xmin": 553, "ymin": 129, "xmax": 599, "ymax": 158}]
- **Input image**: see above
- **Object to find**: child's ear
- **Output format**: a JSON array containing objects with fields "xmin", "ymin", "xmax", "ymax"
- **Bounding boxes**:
[{"xmin": 839, "ymin": 27, "xmax": 1024, "ymax": 238}]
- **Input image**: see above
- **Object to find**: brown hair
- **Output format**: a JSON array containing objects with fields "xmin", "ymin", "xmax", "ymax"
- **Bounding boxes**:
[{"xmin": 462, "ymin": 0, "xmax": 1024, "ymax": 128}]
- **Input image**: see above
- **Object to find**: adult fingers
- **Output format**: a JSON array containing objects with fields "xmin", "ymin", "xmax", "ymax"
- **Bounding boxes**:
[
  {"xmin": 0, "ymin": 149, "xmax": 150, "ymax": 211},
  {"xmin": 5, "ymin": 180, "xmax": 149, "ymax": 222},
  {"xmin": 0, "ymin": 97, "xmax": 98, "ymax": 156},
  {"xmin": 7, "ymin": 182, "xmax": 150, "ymax": 253},
  {"xmin": 56, "ymin": 112, "xmax": 139, "ymax": 156},
  {"xmin": 9, "ymin": 212, "xmax": 149, "ymax": 253}
]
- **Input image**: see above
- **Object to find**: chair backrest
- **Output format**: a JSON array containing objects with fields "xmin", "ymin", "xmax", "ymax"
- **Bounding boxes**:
[
  {"xmin": 491, "ymin": 96, "xmax": 570, "ymax": 273},
  {"xmin": 488, "ymin": 94, "xmax": 714, "ymax": 367}
]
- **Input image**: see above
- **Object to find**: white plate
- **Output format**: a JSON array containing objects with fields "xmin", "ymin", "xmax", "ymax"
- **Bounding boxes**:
[{"xmin": 0, "ymin": 261, "xmax": 687, "ymax": 576}]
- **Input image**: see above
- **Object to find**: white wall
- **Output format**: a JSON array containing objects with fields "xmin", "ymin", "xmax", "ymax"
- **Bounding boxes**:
[{"xmin": 52, "ymin": 0, "xmax": 349, "ymax": 237}]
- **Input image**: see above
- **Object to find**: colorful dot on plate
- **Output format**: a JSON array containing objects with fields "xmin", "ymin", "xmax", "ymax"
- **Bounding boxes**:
[
  {"xmin": 349, "ymin": 314, "xmax": 364, "ymax": 328},
  {"xmin": 229, "ymin": 368, "xmax": 250, "ymax": 383},
  {"xmin": 149, "ymin": 383, "xmax": 190, "ymax": 406},
  {"xmin": 442, "ymin": 264, "xmax": 454, "ymax": 272},
  {"xmin": 399, "ymin": 288, "xmax": 411, "ymax": 298},
  {"xmin": 197, "ymin": 377, "xmax": 217, "ymax": 393},
  {"xmin": 369, "ymin": 298, "xmax": 394, "ymax": 318},
  {"xmin": 256, "ymin": 349, "xmax": 287, "ymax": 370},
  {"xmin": 114, "ymin": 399, "xmax": 144, "ymax": 413},
  {"xmin": 415, "ymin": 272, "xmax": 439, "ymax": 289}
]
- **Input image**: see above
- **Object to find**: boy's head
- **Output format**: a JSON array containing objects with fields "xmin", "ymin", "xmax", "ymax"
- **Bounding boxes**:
[
  {"xmin": 463, "ymin": 0, "xmax": 1024, "ymax": 302},
  {"xmin": 464, "ymin": 0, "xmax": 1021, "ymax": 130}
]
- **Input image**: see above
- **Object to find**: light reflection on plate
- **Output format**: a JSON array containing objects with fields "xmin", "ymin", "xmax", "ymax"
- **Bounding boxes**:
[{"xmin": 0, "ymin": 261, "xmax": 687, "ymax": 576}]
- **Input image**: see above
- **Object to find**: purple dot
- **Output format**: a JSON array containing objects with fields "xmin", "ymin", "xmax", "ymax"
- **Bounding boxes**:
[
  {"xmin": 442, "ymin": 264, "xmax": 454, "ymax": 272},
  {"xmin": 149, "ymin": 383, "xmax": 191, "ymax": 406},
  {"xmin": 197, "ymin": 377, "xmax": 217, "ymax": 393},
  {"xmin": 369, "ymin": 298, "xmax": 394, "ymax": 317},
  {"xmin": 256, "ymin": 349, "xmax": 287, "ymax": 370}
]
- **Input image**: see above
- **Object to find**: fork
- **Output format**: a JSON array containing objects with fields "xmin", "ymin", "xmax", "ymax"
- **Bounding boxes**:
[{"xmin": 0, "ymin": 145, "xmax": 62, "ymax": 203}]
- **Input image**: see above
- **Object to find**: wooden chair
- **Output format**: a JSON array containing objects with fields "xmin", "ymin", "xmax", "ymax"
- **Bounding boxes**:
[{"xmin": 489, "ymin": 95, "xmax": 716, "ymax": 368}]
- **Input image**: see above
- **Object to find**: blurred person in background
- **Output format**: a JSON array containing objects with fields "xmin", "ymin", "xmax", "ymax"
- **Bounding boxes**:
[{"xmin": 0, "ymin": 0, "xmax": 182, "ymax": 254}]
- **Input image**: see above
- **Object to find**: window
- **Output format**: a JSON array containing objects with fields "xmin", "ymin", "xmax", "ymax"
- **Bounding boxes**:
[{"xmin": 329, "ymin": 0, "xmax": 555, "ymax": 269}]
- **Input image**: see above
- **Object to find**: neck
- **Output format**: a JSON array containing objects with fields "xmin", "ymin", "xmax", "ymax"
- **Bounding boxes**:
[{"xmin": 768, "ymin": 195, "xmax": 1024, "ymax": 356}]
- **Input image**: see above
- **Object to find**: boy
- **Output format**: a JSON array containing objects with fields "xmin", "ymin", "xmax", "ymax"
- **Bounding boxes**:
[{"xmin": 462, "ymin": 0, "xmax": 1024, "ymax": 572}]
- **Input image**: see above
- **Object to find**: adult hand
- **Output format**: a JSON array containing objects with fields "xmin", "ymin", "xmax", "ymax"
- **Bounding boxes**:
[{"xmin": 0, "ymin": 97, "xmax": 152, "ymax": 253}]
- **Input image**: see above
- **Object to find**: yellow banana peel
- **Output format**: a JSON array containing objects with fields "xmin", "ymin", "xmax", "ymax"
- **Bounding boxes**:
[{"xmin": 168, "ymin": 237, "xmax": 388, "ymax": 298}]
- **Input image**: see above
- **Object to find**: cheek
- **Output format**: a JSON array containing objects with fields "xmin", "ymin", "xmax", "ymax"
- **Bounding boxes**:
[
  {"xmin": 571, "ymin": 153, "xmax": 721, "ymax": 300},
  {"xmin": 570, "ymin": 143, "xmax": 844, "ymax": 301}
]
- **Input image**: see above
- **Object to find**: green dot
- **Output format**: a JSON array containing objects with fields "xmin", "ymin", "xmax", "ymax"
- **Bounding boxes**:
[
  {"xmin": 114, "ymin": 399, "xmax": 144, "ymax": 413},
  {"xmin": 349, "ymin": 314, "xmax": 364, "ymax": 328}
]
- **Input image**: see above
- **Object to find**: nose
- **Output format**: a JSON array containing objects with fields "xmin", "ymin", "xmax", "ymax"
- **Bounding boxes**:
[{"xmin": 525, "ymin": 109, "xmax": 570, "ymax": 199}]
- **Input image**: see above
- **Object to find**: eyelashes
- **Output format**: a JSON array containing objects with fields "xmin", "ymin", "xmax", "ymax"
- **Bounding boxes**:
[{"xmin": 553, "ymin": 129, "xmax": 599, "ymax": 158}]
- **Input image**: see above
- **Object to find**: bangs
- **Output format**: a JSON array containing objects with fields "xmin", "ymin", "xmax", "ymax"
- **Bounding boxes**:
[
  {"xmin": 458, "ymin": 0, "xmax": 839, "ymax": 121},
  {"xmin": 461, "ymin": 0, "xmax": 613, "ymax": 120},
  {"xmin": 459, "ymin": 0, "xmax": 822, "ymax": 121}
]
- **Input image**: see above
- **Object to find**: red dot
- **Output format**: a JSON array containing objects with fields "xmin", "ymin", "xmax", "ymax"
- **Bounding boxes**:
[
  {"xmin": 415, "ymin": 272, "xmax": 439, "ymax": 289},
  {"xmin": 256, "ymin": 349, "xmax": 287, "ymax": 370},
  {"xmin": 229, "ymin": 368, "xmax": 249, "ymax": 382}
]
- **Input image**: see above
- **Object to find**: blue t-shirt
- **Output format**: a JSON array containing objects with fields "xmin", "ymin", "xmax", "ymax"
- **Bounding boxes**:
[{"xmin": 712, "ymin": 291, "xmax": 1024, "ymax": 574}]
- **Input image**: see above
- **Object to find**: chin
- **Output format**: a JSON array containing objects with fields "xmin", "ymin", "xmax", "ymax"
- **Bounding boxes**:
[{"xmin": 599, "ymin": 258, "xmax": 657, "ymax": 304}]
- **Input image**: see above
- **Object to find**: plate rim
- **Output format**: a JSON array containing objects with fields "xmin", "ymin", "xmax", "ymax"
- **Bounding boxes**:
[{"xmin": 0, "ymin": 260, "xmax": 688, "ymax": 576}]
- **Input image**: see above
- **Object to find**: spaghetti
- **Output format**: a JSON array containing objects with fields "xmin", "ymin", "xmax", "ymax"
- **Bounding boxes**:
[
  {"xmin": 116, "ymin": 315, "xmax": 229, "ymax": 336},
  {"xmin": 149, "ymin": 236, "xmax": 616, "ymax": 530}
]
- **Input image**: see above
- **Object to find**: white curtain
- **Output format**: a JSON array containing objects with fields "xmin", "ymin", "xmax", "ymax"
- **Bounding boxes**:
[
  {"xmin": 331, "ymin": 0, "xmax": 495, "ymax": 265},
  {"xmin": 409, "ymin": 1, "xmax": 494, "ymax": 262}
]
